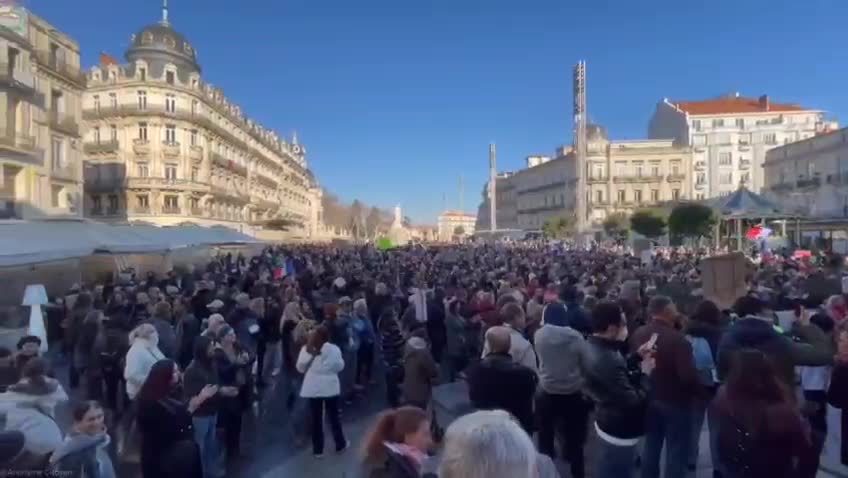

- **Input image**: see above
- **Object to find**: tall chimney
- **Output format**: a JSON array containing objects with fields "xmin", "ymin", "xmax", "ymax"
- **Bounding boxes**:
[{"xmin": 758, "ymin": 94, "xmax": 770, "ymax": 111}]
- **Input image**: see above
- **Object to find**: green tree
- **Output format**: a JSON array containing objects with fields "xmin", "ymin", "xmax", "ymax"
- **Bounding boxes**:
[
  {"xmin": 668, "ymin": 203, "xmax": 715, "ymax": 240},
  {"xmin": 453, "ymin": 225, "xmax": 466, "ymax": 237},
  {"xmin": 542, "ymin": 214, "xmax": 577, "ymax": 239},
  {"xmin": 629, "ymin": 209, "xmax": 666, "ymax": 238},
  {"xmin": 602, "ymin": 213, "xmax": 629, "ymax": 239}
]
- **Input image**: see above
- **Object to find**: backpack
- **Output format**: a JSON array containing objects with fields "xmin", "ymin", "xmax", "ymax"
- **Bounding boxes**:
[{"xmin": 686, "ymin": 335, "xmax": 716, "ymax": 387}]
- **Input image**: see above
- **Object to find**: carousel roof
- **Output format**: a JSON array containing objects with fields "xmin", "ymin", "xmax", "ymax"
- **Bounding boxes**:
[{"xmin": 709, "ymin": 186, "xmax": 793, "ymax": 219}]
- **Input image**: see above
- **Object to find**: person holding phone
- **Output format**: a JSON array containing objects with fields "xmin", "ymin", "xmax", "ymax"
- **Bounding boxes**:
[{"xmin": 630, "ymin": 295, "xmax": 703, "ymax": 478}]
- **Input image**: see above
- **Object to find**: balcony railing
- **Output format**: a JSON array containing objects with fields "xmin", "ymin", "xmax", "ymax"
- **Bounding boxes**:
[
  {"xmin": 0, "ymin": 63, "xmax": 36, "ymax": 94},
  {"xmin": 190, "ymin": 207, "xmax": 204, "ymax": 216},
  {"xmin": 613, "ymin": 174, "xmax": 664, "ymax": 183},
  {"xmin": 796, "ymin": 177, "xmax": 821, "ymax": 189},
  {"xmin": 771, "ymin": 182, "xmax": 794, "ymax": 192},
  {"xmin": 162, "ymin": 206, "xmax": 182, "ymax": 215},
  {"xmin": 189, "ymin": 145, "xmax": 203, "ymax": 162},
  {"xmin": 132, "ymin": 206, "xmax": 151, "ymax": 215},
  {"xmin": 83, "ymin": 140, "xmax": 119, "ymax": 154},
  {"xmin": 133, "ymin": 139, "xmax": 150, "ymax": 155},
  {"xmin": 210, "ymin": 152, "xmax": 248, "ymax": 177},
  {"xmin": 0, "ymin": 133, "xmax": 36, "ymax": 152},
  {"xmin": 586, "ymin": 175, "xmax": 609, "ymax": 184},
  {"xmin": 739, "ymin": 160, "xmax": 751, "ymax": 170},
  {"xmin": 48, "ymin": 111, "xmax": 80, "ymax": 137},
  {"xmin": 50, "ymin": 163, "xmax": 79, "ymax": 182},
  {"xmin": 666, "ymin": 173, "xmax": 686, "ymax": 182},
  {"xmin": 33, "ymin": 50, "xmax": 86, "ymax": 87},
  {"xmin": 162, "ymin": 141, "xmax": 181, "ymax": 157}
]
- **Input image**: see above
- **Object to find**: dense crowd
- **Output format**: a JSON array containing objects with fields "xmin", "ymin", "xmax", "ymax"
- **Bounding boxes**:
[{"xmin": 0, "ymin": 241, "xmax": 846, "ymax": 478}]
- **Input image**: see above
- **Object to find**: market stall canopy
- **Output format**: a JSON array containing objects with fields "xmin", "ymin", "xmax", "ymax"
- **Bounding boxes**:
[
  {"xmin": 708, "ymin": 186, "xmax": 793, "ymax": 220},
  {"xmin": 0, "ymin": 220, "xmax": 262, "ymax": 267}
]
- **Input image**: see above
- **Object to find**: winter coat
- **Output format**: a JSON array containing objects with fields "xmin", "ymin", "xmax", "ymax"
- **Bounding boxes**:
[
  {"xmin": 482, "ymin": 326, "xmax": 538, "ymax": 372},
  {"xmin": 444, "ymin": 313, "xmax": 469, "ymax": 359},
  {"xmin": 175, "ymin": 314, "xmax": 201, "ymax": 370},
  {"xmin": 49, "ymin": 432, "xmax": 115, "ymax": 478},
  {"xmin": 296, "ymin": 342, "xmax": 345, "ymax": 398},
  {"xmin": 630, "ymin": 319, "xmax": 702, "ymax": 406},
  {"xmin": 183, "ymin": 352, "xmax": 220, "ymax": 417},
  {"xmin": 0, "ymin": 401, "xmax": 62, "ymax": 456},
  {"xmin": 137, "ymin": 398, "xmax": 202, "ymax": 478},
  {"xmin": 717, "ymin": 317, "xmax": 834, "ymax": 389},
  {"xmin": 402, "ymin": 338, "xmax": 438, "ymax": 406},
  {"xmin": 0, "ymin": 378, "xmax": 68, "ymax": 419},
  {"xmin": 124, "ymin": 338, "xmax": 165, "ymax": 400},
  {"xmin": 141, "ymin": 317, "xmax": 177, "ymax": 360},
  {"xmin": 467, "ymin": 352, "xmax": 537, "ymax": 433},
  {"xmin": 92, "ymin": 327, "xmax": 129, "ymax": 379},
  {"xmin": 534, "ymin": 324, "xmax": 586, "ymax": 395}
]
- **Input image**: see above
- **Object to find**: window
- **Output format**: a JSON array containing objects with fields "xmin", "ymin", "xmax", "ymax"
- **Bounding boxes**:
[
  {"xmin": 138, "ymin": 67, "xmax": 146, "ymax": 81},
  {"xmin": 712, "ymin": 118, "xmax": 724, "ymax": 127},
  {"xmin": 108, "ymin": 194, "xmax": 118, "ymax": 213},
  {"xmin": 191, "ymin": 100, "xmax": 198, "ymax": 115},
  {"xmin": 763, "ymin": 133, "xmax": 777, "ymax": 145},
  {"xmin": 651, "ymin": 163, "xmax": 660, "ymax": 177},
  {"xmin": 672, "ymin": 189, "xmax": 680, "ymax": 201},
  {"xmin": 51, "ymin": 185, "xmax": 62, "ymax": 208},
  {"xmin": 165, "ymin": 124, "xmax": 177, "ymax": 144},
  {"xmin": 592, "ymin": 164, "xmax": 605, "ymax": 179},
  {"xmin": 137, "ymin": 194, "xmax": 149, "ymax": 209},
  {"xmin": 93, "ymin": 95, "xmax": 100, "ymax": 112},
  {"xmin": 595, "ymin": 190, "xmax": 603, "ymax": 203},
  {"xmin": 92, "ymin": 196, "xmax": 102, "ymax": 213},
  {"xmin": 634, "ymin": 162, "xmax": 644, "ymax": 177},
  {"xmin": 692, "ymin": 120, "xmax": 701, "ymax": 131},
  {"xmin": 165, "ymin": 71, "xmax": 175, "ymax": 85},
  {"xmin": 190, "ymin": 129, "xmax": 198, "ymax": 146},
  {"xmin": 696, "ymin": 193, "xmax": 705, "ymax": 200},
  {"xmin": 109, "ymin": 92, "xmax": 117, "ymax": 108},
  {"xmin": 738, "ymin": 133, "xmax": 751, "ymax": 145},
  {"xmin": 189, "ymin": 197, "xmax": 199, "ymax": 211},
  {"xmin": 165, "ymin": 94, "xmax": 176, "ymax": 113},
  {"xmin": 671, "ymin": 162, "xmax": 680, "ymax": 175},
  {"xmin": 634, "ymin": 190, "xmax": 643, "ymax": 203},
  {"xmin": 110, "ymin": 124, "xmax": 117, "ymax": 141},
  {"xmin": 137, "ymin": 90, "xmax": 147, "ymax": 110},
  {"xmin": 165, "ymin": 164, "xmax": 177, "ymax": 181},
  {"xmin": 614, "ymin": 161, "xmax": 627, "ymax": 176},
  {"xmin": 164, "ymin": 195, "xmax": 179, "ymax": 210},
  {"xmin": 136, "ymin": 161, "xmax": 149, "ymax": 178},
  {"xmin": 735, "ymin": 118, "xmax": 745, "ymax": 129},
  {"xmin": 719, "ymin": 152, "xmax": 732, "ymax": 166},
  {"xmin": 740, "ymin": 172, "xmax": 750, "ymax": 184},
  {"xmin": 138, "ymin": 122, "xmax": 148, "ymax": 141},
  {"xmin": 93, "ymin": 126, "xmax": 100, "ymax": 143},
  {"xmin": 617, "ymin": 190, "xmax": 626, "ymax": 203},
  {"xmin": 191, "ymin": 166, "xmax": 199, "ymax": 182},
  {"xmin": 51, "ymin": 137, "xmax": 64, "ymax": 170},
  {"xmin": 720, "ymin": 172, "xmax": 733, "ymax": 185},
  {"xmin": 693, "ymin": 135, "xmax": 707, "ymax": 146},
  {"xmin": 650, "ymin": 189, "xmax": 659, "ymax": 202},
  {"xmin": 696, "ymin": 172, "xmax": 706, "ymax": 184}
]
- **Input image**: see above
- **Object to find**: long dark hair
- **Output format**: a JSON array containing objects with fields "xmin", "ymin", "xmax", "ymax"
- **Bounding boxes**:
[
  {"xmin": 138, "ymin": 359, "xmax": 177, "ymax": 402},
  {"xmin": 691, "ymin": 300, "xmax": 721, "ymax": 325},
  {"xmin": 716, "ymin": 348, "xmax": 792, "ymax": 430},
  {"xmin": 363, "ymin": 406, "xmax": 428, "ymax": 465}
]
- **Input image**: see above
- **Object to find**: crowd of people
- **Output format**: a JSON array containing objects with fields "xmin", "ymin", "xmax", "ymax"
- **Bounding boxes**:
[{"xmin": 0, "ymin": 241, "xmax": 845, "ymax": 478}]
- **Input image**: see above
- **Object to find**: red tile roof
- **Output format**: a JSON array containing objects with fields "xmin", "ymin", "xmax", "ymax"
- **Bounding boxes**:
[{"xmin": 672, "ymin": 96, "xmax": 811, "ymax": 115}]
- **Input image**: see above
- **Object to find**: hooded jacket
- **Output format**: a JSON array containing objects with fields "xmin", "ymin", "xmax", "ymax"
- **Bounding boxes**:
[
  {"xmin": 49, "ymin": 432, "xmax": 115, "ymax": 478},
  {"xmin": 534, "ymin": 324, "xmax": 586, "ymax": 395},
  {"xmin": 717, "ymin": 316, "xmax": 834, "ymax": 388},
  {"xmin": 124, "ymin": 337, "xmax": 165, "ymax": 400}
]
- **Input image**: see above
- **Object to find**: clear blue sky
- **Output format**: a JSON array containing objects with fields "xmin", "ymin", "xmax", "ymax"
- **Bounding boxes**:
[{"xmin": 29, "ymin": 0, "xmax": 848, "ymax": 224}]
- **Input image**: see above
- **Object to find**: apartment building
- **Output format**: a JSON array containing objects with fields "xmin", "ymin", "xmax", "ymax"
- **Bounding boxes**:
[
  {"xmin": 437, "ymin": 210, "xmax": 476, "ymax": 241},
  {"xmin": 0, "ymin": 7, "xmax": 84, "ymax": 219}
]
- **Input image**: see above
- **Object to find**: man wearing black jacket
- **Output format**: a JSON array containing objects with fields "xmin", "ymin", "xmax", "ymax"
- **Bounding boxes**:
[
  {"xmin": 581, "ymin": 301, "xmax": 654, "ymax": 478},
  {"xmin": 467, "ymin": 326, "xmax": 537, "ymax": 434}
]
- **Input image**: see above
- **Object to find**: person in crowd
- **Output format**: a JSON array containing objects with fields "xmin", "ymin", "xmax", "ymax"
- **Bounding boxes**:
[
  {"xmin": 15, "ymin": 335, "xmax": 42, "ymax": 377},
  {"xmin": 184, "ymin": 336, "xmax": 223, "ymax": 478},
  {"xmin": 0, "ymin": 347, "xmax": 18, "ymax": 393},
  {"xmin": 0, "ymin": 358, "xmax": 68, "ymax": 418},
  {"xmin": 257, "ymin": 295, "xmax": 282, "ymax": 386},
  {"xmin": 296, "ymin": 325, "xmax": 348, "ymax": 457},
  {"xmin": 443, "ymin": 298, "xmax": 470, "ymax": 382},
  {"xmin": 76, "ymin": 310, "xmax": 104, "ymax": 401},
  {"xmin": 718, "ymin": 296, "xmax": 834, "ymax": 389},
  {"xmin": 227, "ymin": 293, "xmax": 260, "ymax": 354},
  {"xmin": 425, "ymin": 289, "xmax": 447, "ymax": 365},
  {"xmin": 92, "ymin": 316, "xmax": 129, "ymax": 414},
  {"xmin": 582, "ymin": 301, "xmax": 655, "ymax": 478},
  {"xmin": 136, "ymin": 359, "xmax": 216, "ymax": 478},
  {"xmin": 124, "ymin": 323, "xmax": 165, "ymax": 403},
  {"xmin": 379, "ymin": 309, "xmax": 406, "ymax": 408},
  {"xmin": 67, "ymin": 292, "xmax": 93, "ymax": 388},
  {"xmin": 362, "ymin": 406, "xmax": 435, "ymax": 478},
  {"xmin": 402, "ymin": 330, "xmax": 439, "ymax": 411},
  {"xmin": 49, "ymin": 400, "xmax": 115, "ymax": 478},
  {"xmin": 439, "ymin": 410, "xmax": 557, "ymax": 478},
  {"xmin": 560, "ymin": 285, "xmax": 591, "ymax": 336},
  {"xmin": 467, "ymin": 327, "xmax": 537, "ymax": 434},
  {"xmin": 145, "ymin": 301, "xmax": 177, "ymax": 359},
  {"xmin": 630, "ymin": 295, "xmax": 702, "ymax": 478},
  {"xmin": 370, "ymin": 283, "xmax": 394, "ymax": 327},
  {"xmin": 175, "ymin": 298, "xmax": 202, "ymax": 370},
  {"xmin": 796, "ymin": 312, "xmax": 835, "ymax": 478},
  {"xmin": 333, "ymin": 297, "xmax": 358, "ymax": 403},
  {"xmin": 524, "ymin": 288, "xmax": 545, "ymax": 343},
  {"xmin": 684, "ymin": 299, "xmax": 724, "ymax": 472},
  {"xmin": 711, "ymin": 348, "xmax": 810, "ymax": 478},
  {"xmin": 481, "ymin": 303, "xmax": 537, "ymax": 372},
  {"xmin": 827, "ymin": 323, "xmax": 848, "ymax": 467},
  {"xmin": 534, "ymin": 296, "xmax": 589, "ymax": 478},
  {"xmin": 213, "ymin": 325, "xmax": 253, "ymax": 462},
  {"xmin": 353, "ymin": 298, "xmax": 377, "ymax": 389},
  {"xmin": 202, "ymin": 313, "xmax": 227, "ymax": 339}
]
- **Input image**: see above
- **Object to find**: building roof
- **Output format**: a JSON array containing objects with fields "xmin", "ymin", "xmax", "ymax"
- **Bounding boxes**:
[
  {"xmin": 707, "ymin": 186, "xmax": 793, "ymax": 219},
  {"xmin": 671, "ymin": 95, "xmax": 812, "ymax": 116},
  {"xmin": 439, "ymin": 211, "xmax": 475, "ymax": 218},
  {"xmin": 126, "ymin": 20, "xmax": 200, "ymax": 74}
]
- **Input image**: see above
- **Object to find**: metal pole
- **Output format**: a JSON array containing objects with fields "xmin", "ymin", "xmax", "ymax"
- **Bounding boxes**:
[{"xmin": 489, "ymin": 143, "xmax": 497, "ymax": 232}]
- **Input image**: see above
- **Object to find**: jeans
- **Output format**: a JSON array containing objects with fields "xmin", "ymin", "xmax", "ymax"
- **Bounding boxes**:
[
  {"xmin": 536, "ymin": 390, "xmax": 590, "ymax": 478},
  {"xmin": 641, "ymin": 400, "xmax": 692, "ymax": 478},
  {"xmin": 797, "ymin": 390, "xmax": 827, "ymax": 478},
  {"xmin": 193, "ymin": 414, "xmax": 222, "ymax": 478},
  {"xmin": 440, "ymin": 355, "xmax": 466, "ymax": 383},
  {"xmin": 308, "ymin": 396, "xmax": 346, "ymax": 455},
  {"xmin": 594, "ymin": 435, "xmax": 638, "ymax": 478},
  {"xmin": 690, "ymin": 391, "xmax": 720, "ymax": 469},
  {"xmin": 260, "ymin": 341, "xmax": 281, "ymax": 384},
  {"xmin": 356, "ymin": 343, "xmax": 374, "ymax": 385}
]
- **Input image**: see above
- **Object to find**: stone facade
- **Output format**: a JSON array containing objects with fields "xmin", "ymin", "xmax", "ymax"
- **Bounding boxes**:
[{"xmin": 0, "ymin": 8, "xmax": 84, "ymax": 219}]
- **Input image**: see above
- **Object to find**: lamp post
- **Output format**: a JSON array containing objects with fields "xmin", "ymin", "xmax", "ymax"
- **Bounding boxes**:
[{"xmin": 21, "ymin": 284, "xmax": 48, "ymax": 353}]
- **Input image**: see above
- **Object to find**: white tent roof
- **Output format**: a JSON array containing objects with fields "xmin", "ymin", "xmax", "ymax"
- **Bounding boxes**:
[{"xmin": 0, "ymin": 220, "xmax": 262, "ymax": 267}]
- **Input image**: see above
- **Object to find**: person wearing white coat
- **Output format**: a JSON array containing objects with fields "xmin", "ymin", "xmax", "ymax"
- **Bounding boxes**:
[
  {"xmin": 296, "ymin": 326, "xmax": 348, "ymax": 458},
  {"xmin": 124, "ymin": 324, "xmax": 165, "ymax": 401}
]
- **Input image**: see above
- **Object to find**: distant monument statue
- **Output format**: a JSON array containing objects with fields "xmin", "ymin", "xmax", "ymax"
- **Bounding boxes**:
[{"xmin": 388, "ymin": 204, "xmax": 411, "ymax": 245}]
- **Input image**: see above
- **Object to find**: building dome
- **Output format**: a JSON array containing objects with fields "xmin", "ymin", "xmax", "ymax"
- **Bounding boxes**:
[{"xmin": 125, "ymin": 21, "xmax": 201, "ymax": 77}]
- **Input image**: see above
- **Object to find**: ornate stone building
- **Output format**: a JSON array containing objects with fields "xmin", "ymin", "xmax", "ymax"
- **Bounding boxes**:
[
  {"xmin": 0, "ymin": 7, "xmax": 84, "ymax": 219},
  {"xmin": 82, "ymin": 8, "xmax": 322, "ymax": 237}
]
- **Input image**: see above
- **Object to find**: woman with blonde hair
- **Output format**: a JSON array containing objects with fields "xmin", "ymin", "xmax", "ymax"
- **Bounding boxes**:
[{"xmin": 124, "ymin": 324, "xmax": 165, "ymax": 402}]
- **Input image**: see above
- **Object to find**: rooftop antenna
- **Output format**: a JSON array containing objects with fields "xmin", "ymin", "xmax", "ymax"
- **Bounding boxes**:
[{"xmin": 161, "ymin": 0, "xmax": 170, "ymax": 25}]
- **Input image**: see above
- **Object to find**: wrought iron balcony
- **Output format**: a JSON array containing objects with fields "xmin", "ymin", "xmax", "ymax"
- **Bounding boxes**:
[
  {"xmin": 83, "ymin": 140, "xmax": 119, "ymax": 154},
  {"xmin": 586, "ymin": 175, "xmax": 609, "ymax": 184},
  {"xmin": 33, "ymin": 50, "xmax": 86, "ymax": 87}
]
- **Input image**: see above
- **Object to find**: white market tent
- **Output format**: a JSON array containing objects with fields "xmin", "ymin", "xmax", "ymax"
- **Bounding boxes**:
[{"xmin": 0, "ymin": 220, "xmax": 263, "ymax": 267}]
